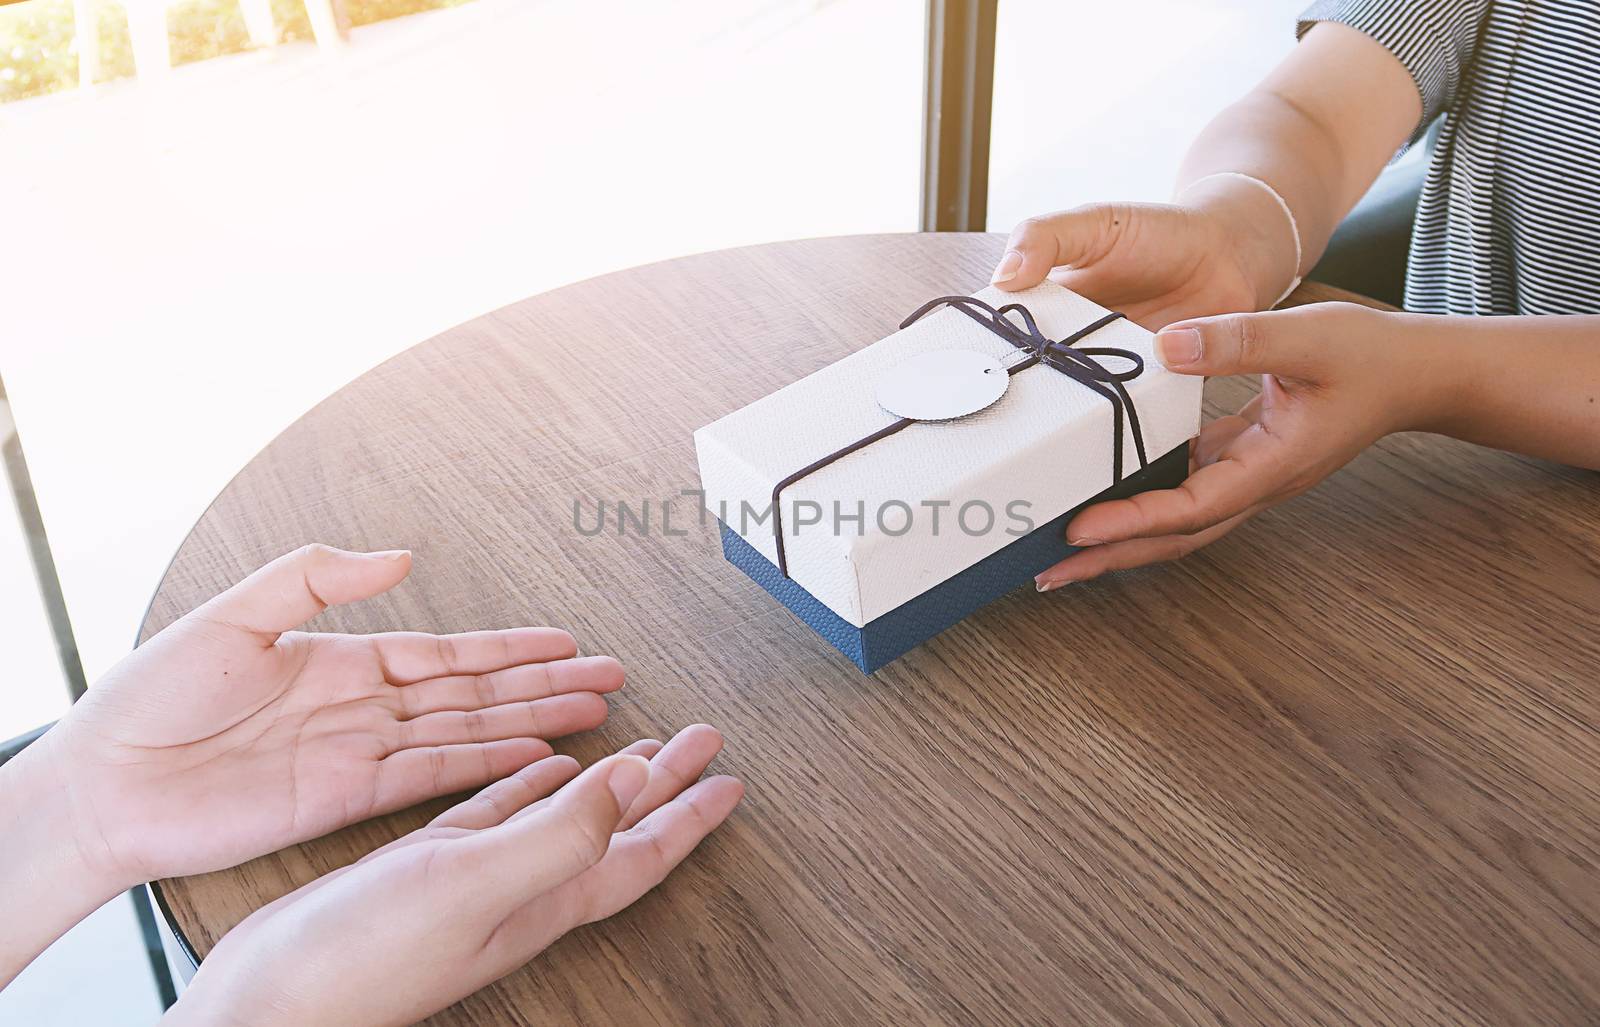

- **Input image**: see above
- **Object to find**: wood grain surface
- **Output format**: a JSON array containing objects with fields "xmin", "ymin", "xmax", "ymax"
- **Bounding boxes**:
[{"xmin": 142, "ymin": 234, "xmax": 1600, "ymax": 1026}]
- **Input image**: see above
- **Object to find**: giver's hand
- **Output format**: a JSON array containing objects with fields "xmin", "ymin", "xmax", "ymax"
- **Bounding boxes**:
[
  {"xmin": 990, "ymin": 202, "xmax": 1267, "ymax": 329},
  {"xmin": 48, "ymin": 544, "xmax": 625, "ymax": 887},
  {"xmin": 1036, "ymin": 303, "xmax": 1441, "ymax": 589},
  {"xmin": 164, "ymin": 727, "xmax": 743, "ymax": 1027}
]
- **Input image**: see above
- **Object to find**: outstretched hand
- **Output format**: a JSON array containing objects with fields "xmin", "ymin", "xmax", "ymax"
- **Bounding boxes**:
[
  {"xmin": 989, "ymin": 200, "xmax": 1271, "ymax": 329},
  {"xmin": 163, "ymin": 726, "xmax": 744, "ymax": 1027},
  {"xmin": 1036, "ymin": 303, "xmax": 1436, "ymax": 589},
  {"xmin": 46, "ymin": 544, "xmax": 626, "ymax": 887}
]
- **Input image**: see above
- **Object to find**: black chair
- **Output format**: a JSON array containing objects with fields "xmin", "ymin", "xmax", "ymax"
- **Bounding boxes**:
[{"xmin": 1308, "ymin": 120, "xmax": 1440, "ymax": 308}]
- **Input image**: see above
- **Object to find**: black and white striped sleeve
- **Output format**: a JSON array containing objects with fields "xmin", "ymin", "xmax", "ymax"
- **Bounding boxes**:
[{"xmin": 1297, "ymin": 0, "xmax": 1492, "ymax": 143}]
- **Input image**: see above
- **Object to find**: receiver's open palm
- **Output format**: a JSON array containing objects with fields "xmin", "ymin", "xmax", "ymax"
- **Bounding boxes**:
[
  {"xmin": 164, "ymin": 727, "xmax": 744, "ymax": 1027},
  {"xmin": 51, "ymin": 544, "xmax": 625, "ymax": 885}
]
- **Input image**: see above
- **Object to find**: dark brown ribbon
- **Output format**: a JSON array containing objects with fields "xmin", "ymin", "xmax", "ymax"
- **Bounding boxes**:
[{"xmin": 768, "ymin": 296, "xmax": 1149, "ymax": 577}]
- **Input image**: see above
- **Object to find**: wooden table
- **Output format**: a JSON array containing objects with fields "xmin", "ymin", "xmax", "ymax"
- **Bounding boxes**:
[{"xmin": 144, "ymin": 234, "xmax": 1600, "ymax": 1025}]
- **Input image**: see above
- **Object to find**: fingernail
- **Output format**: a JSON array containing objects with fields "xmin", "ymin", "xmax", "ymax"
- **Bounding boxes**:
[
  {"xmin": 1067, "ymin": 537, "xmax": 1104, "ymax": 547},
  {"xmin": 366, "ymin": 549, "xmax": 411, "ymax": 561},
  {"xmin": 1036, "ymin": 577, "xmax": 1064, "ymax": 593},
  {"xmin": 990, "ymin": 249, "xmax": 1023, "ymax": 284},
  {"xmin": 607, "ymin": 755, "xmax": 650, "ymax": 808},
  {"xmin": 1156, "ymin": 328, "xmax": 1202, "ymax": 368}
]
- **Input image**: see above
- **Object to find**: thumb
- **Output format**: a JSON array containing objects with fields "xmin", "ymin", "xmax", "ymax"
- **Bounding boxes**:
[
  {"xmin": 461, "ymin": 754, "xmax": 651, "ymax": 909},
  {"xmin": 990, "ymin": 205, "xmax": 1121, "ymax": 291},
  {"xmin": 1154, "ymin": 310, "xmax": 1325, "ymax": 379},
  {"xmin": 193, "ymin": 543, "xmax": 412, "ymax": 641}
]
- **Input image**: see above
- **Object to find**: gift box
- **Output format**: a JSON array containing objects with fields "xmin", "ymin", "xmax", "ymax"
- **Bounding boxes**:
[{"xmin": 693, "ymin": 281, "xmax": 1202, "ymax": 673}]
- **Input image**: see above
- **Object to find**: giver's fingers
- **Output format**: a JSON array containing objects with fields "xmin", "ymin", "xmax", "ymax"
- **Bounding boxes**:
[
  {"xmin": 1043, "ymin": 390, "xmax": 1269, "ymax": 581},
  {"xmin": 1036, "ymin": 505, "xmax": 1262, "ymax": 590},
  {"xmin": 428, "ymin": 755, "xmax": 584, "ymax": 831},
  {"xmin": 193, "ymin": 544, "xmax": 412, "ymax": 643},
  {"xmin": 393, "ymin": 655, "xmax": 624, "ymax": 718},
  {"xmin": 992, "ymin": 206, "xmax": 1125, "ymax": 291},
  {"xmin": 452, "ymin": 755, "xmax": 651, "ymax": 910},
  {"xmin": 391, "ymin": 692, "xmax": 610, "ymax": 752},
  {"xmin": 1193, "ymin": 405, "xmax": 1260, "ymax": 468},
  {"xmin": 1156, "ymin": 306, "xmax": 1339, "ymax": 380},
  {"xmin": 371, "ymin": 737, "xmax": 552, "ymax": 814},
  {"xmin": 1065, "ymin": 416, "xmax": 1290, "ymax": 544},
  {"xmin": 372, "ymin": 627, "xmax": 580, "ymax": 685}
]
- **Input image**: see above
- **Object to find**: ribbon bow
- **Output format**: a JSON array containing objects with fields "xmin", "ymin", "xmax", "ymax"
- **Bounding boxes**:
[
  {"xmin": 768, "ymin": 296, "xmax": 1150, "ymax": 577},
  {"xmin": 901, "ymin": 295, "xmax": 1150, "ymax": 484}
]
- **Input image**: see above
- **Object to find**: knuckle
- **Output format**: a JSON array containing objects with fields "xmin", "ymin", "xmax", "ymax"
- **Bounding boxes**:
[
  {"xmin": 1166, "ymin": 536, "xmax": 1201, "ymax": 561},
  {"xmin": 1083, "ymin": 203, "xmax": 1128, "ymax": 260},
  {"xmin": 527, "ymin": 662, "xmax": 557, "ymax": 699},
  {"xmin": 1011, "ymin": 214, "xmax": 1051, "ymax": 244},
  {"xmin": 1172, "ymin": 494, "xmax": 1219, "ymax": 538},
  {"xmin": 477, "ymin": 787, "xmax": 516, "ymax": 821},
  {"xmin": 471, "ymin": 671, "xmax": 498, "ymax": 708},
  {"xmin": 1321, "ymin": 300, "xmax": 1366, "ymax": 322},
  {"xmin": 434, "ymin": 634, "xmax": 460, "ymax": 671},
  {"xmin": 1172, "ymin": 512, "xmax": 1212, "ymax": 537},
  {"xmin": 1230, "ymin": 314, "xmax": 1269, "ymax": 368},
  {"xmin": 296, "ymin": 542, "xmax": 337, "ymax": 565},
  {"xmin": 422, "ymin": 825, "xmax": 474, "ymax": 843},
  {"xmin": 391, "ymin": 681, "xmax": 419, "ymax": 718},
  {"xmin": 425, "ymin": 745, "xmax": 449, "ymax": 783},
  {"xmin": 1282, "ymin": 472, "xmax": 1318, "ymax": 498},
  {"xmin": 633, "ymin": 819, "xmax": 675, "ymax": 867},
  {"xmin": 1136, "ymin": 490, "xmax": 1205, "ymax": 538}
]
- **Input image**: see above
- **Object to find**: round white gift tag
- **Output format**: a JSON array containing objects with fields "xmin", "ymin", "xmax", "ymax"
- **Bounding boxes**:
[{"xmin": 874, "ymin": 349, "xmax": 1009, "ymax": 421}]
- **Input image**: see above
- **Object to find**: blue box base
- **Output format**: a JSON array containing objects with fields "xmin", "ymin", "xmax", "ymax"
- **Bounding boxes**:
[{"xmin": 718, "ymin": 443, "xmax": 1190, "ymax": 673}]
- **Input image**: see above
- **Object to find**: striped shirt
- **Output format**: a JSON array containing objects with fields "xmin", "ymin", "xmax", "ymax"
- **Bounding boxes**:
[{"xmin": 1298, "ymin": 1, "xmax": 1600, "ymax": 315}]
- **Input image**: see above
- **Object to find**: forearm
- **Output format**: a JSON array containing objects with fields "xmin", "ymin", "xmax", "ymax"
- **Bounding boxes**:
[
  {"xmin": 0, "ymin": 734, "xmax": 134, "ymax": 985},
  {"xmin": 1173, "ymin": 96, "xmax": 1339, "ymax": 309},
  {"xmin": 1174, "ymin": 23, "xmax": 1421, "ymax": 308},
  {"xmin": 1411, "ymin": 314, "xmax": 1600, "ymax": 469},
  {"xmin": 1177, "ymin": 93, "xmax": 1352, "ymax": 283}
]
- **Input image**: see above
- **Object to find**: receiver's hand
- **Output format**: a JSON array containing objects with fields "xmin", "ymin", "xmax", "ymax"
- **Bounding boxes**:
[
  {"xmin": 50, "ymin": 544, "xmax": 625, "ymax": 886},
  {"xmin": 164, "ymin": 726, "xmax": 743, "ymax": 1027}
]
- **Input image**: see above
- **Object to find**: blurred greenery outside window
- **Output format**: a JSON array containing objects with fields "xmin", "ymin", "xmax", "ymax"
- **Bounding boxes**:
[{"xmin": 0, "ymin": 0, "xmax": 476, "ymax": 104}]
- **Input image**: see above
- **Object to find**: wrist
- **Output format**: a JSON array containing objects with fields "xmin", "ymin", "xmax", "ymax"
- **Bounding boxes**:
[
  {"xmin": 163, "ymin": 988, "xmax": 264, "ymax": 1027},
  {"xmin": 1389, "ymin": 312, "xmax": 1479, "ymax": 435},
  {"xmin": 0, "ymin": 734, "xmax": 136, "ymax": 984},
  {"xmin": 1179, "ymin": 175, "xmax": 1301, "ymax": 311},
  {"xmin": 164, "ymin": 945, "xmax": 304, "ymax": 1027}
]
